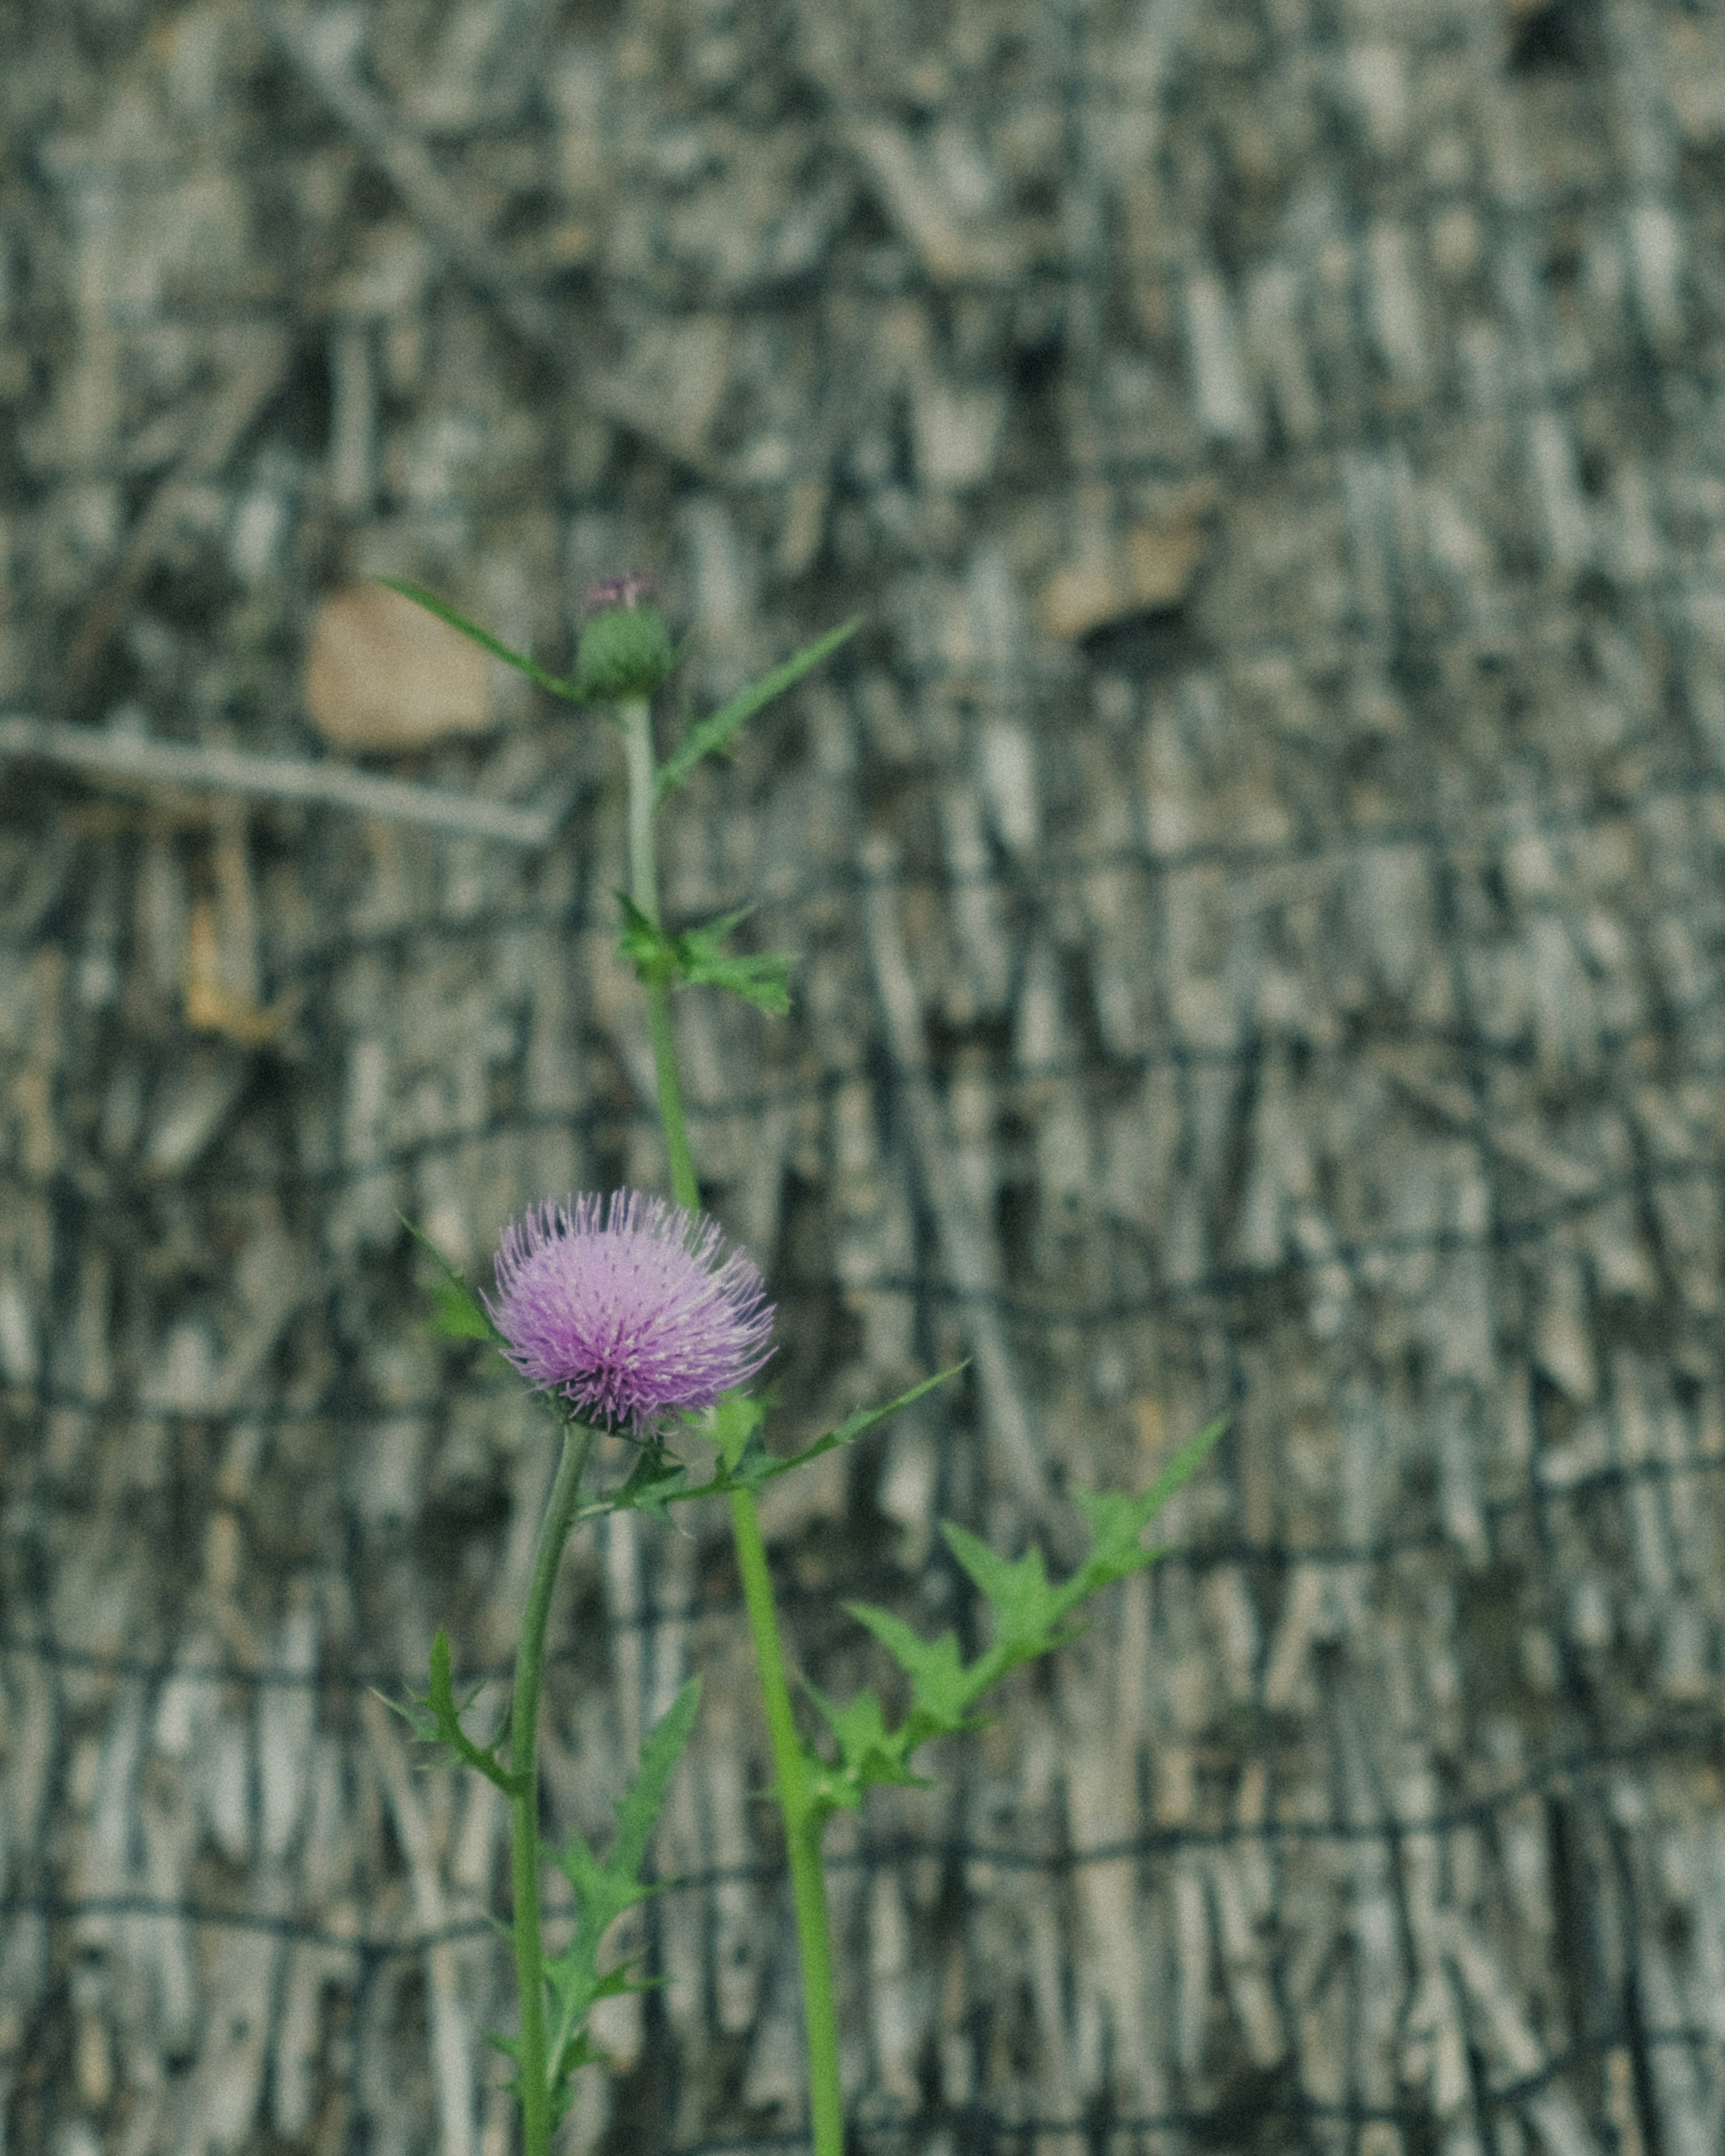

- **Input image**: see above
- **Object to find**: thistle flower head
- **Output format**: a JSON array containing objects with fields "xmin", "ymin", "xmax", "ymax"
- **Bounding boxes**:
[
  {"xmin": 573, "ymin": 573, "xmax": 673, "ymax": 702},
  {"xmin": 485, "ymin": 1190, "xmax": 774, "ymax": 1432}
]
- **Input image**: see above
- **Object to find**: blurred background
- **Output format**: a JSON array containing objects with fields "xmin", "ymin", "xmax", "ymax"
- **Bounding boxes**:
[{"xmin": 4, "ymin": 1, "xmax": 1725, "ymax": 2153}]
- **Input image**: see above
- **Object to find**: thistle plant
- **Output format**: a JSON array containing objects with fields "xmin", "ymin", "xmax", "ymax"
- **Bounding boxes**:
[{"xmin": 388, "ymin": 574, "xmax": 1223, "ymax": 2156}]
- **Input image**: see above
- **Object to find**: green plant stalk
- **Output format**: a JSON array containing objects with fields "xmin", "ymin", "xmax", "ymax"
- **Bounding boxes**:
[
  {"xmin": 729, "ymin": 1485, "xmax": 845, "ymax": 2156},
  {"xmin": 510, "ymin": 1420, "xmax": 597, "ymax": 2156},
  {"xmin": 619, "ymin": 691, "xmax": 846, "ymax": 2156},
  {"xmin": 620, "ymin": 697, "xmax": 701, "ymax": 1210}
]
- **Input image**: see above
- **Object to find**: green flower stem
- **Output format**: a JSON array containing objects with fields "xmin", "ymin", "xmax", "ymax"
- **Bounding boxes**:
[
  {"xmin": 619, "ymin": 689, "xmax": 846, "ymax": 2156},
  {"xmin": 730, "ymin": 1485, "xmax": 845, "ymax": 2156},
  {"xmin": 646, "ymin": 984, "xmax": 700, "ymax": 1219},
  {"xmin": 620, "ymin": 697, "xmax": 659, "ymax": 929},
  {"xmin": 510, "ymin": 1419, "xmax": 597, "ymax": 2156},
  {"xmin": 620, "ymin": 695, "xmax": 701, "ymax": 1211}
]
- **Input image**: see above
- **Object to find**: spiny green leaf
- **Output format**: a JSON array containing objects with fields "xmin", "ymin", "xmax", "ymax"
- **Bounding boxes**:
[
  {"xmin": 611, "ymin": 1676, "xmax": 702, "ymax": 1880},
  {"xmin": 655, "ymin": 618, "xmax": 861, "ymax": 800},
  {"xmin": 401, "ymin": 1215, "xmax": 503, "ymax": 1346},
  {"xmin": 374, "ymin": 1687, "xmax": 443, "ymax": 1747},
  {"xmin": 541, "ymin": 1679, "xmax": 703, "ymax": 2110},
  {"xmin": 1067, "ymin": 1415, "xmax": 1228, "ymax": 1599},
  {"xmin": 939, "ymin": 1525, "xmax": 1064, "ymax": 1650},
  {"xmin": 616, "ymin": 894, "xmax": 677, "ymax": 984},
  {"xmin": 1131, "ymin": 1413, "xmax": 1230, "ymax": 1523},
  {"xmin": 825, "ymin": 1416, "xmax": 1225, "ymax": 1801},
  {"xmin": 712, "ymin": 1390, "xmax": 768, "ymax": 1474},
  {"xmin": 666, "ymin": 903, "xmax": 793, "ymax": 1012},
  {"xmin": 606, "ymin": 1443, "xmax": 690, "ymax": 1520},
  {"xmin": 615, "ymin": 896, "xmax": 794, "ymax": 1016},
  {"xmin": 677, "ymin": 927, "xmax": 792, "ymax": 1015},
  {"xmin": 845, "ymin": 1604, "xmax": 974, "ymax": 1730},
  {"xmin": 606, "ymin": 1367, "xmax": 962, "ymax": 1517},
  {"xmin": 803, "ymin": 1683, "xmax": 930, "ymax": 1814},
  {"xmin": 743, "ymin": 1364, "xmax": 966, "ymax": 1488},
  {"xmin": 722, "ymin": 1435, "xmax": 781, "ymax": 1495},
  {"xmin": 382, "ymin": 1627, "xmax": 519, "ymax": 1794},
  {"xmin": 378, "ymin": 580, "xmax": 583, "ymax": 702},
  {"xmin": 808, "ymin": 1683, "xmax": 895, "ymax": 1774},
  {"xmin": 547, "ymin": 2036, "xmax": 605, "ymax": 2122}
]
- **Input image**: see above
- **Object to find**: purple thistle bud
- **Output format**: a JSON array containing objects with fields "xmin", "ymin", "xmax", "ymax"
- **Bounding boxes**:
[
  {"xmin": 581, "ymin": 572, "xmax": 656, "ymax": 615},
  {"xmin": 485, "ymin": 1191, "xmax": 775, "ymax": 1432}
]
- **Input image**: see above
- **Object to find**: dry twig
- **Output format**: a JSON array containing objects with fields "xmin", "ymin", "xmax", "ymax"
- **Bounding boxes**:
[
  {"xmin": 0, "ymin": 714, "xmax": 570, "ymax": 846},
  {"xmin": 362, "ymin": 1692, "xmax": 479, "ymax": 2156},
  {"xmin": 67, "ymin": 336, "xmax": 292, "ymax": 682}
]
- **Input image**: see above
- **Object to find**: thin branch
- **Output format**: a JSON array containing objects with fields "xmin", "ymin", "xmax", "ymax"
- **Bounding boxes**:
[
  {"xmin": 67, "ymin": 335, "xmax": 292, "ymax": 681},
  {"xmin": 363, "ymin": 1692, "xmax": 479, "ymax": 2156},
  {"xmin": 0, "ymin": 714, "xmax": 572, "ymax": 847},
  {"xmin": 270, "ymin": 8, "xmax": 566, "ymax": 361},
  {"xmin": 267, "ymin": 9, "xmax": 710, "ymax": 472},
  {"xmin": 860, "ymin": 832, "xmax": 1066, "ymax": 1545}
]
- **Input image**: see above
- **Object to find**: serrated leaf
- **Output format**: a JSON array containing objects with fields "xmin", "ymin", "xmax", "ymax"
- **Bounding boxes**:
[
  {"xmin": 611, "ymin": 1675, "xmax": 702, "ymax": 1879},
  {"xmin": 383, "ymin": 1627, "xmax": 518, "ymax": 1794},
  {"xmin": 378, "ymin": 580, "xmax": 583, "ymax": 702},
  {"xmin": 606, "ymin": 1442, "xmax": 690, "ymax": 1520},
  {"xmin": 722, "ymin": 1437, "xmax": 779, "ymax": 1495},
  {"xmin": 595, "ymin": 1371, "xmax": 961, "ymax": 1526},
  {"xmin": 712, "ymin": 1390, "xmax": 768, "ymax": 1474},
  {"xmin": 939, "ymin": 1525, "xmax": 1064, "ymax": 1651},
  {"xmin": 655, "ymin": 619, "xmax": 860, "ymax": 800},
  {"xmin": 1067, "ymin": 1415, "xmax": 1227, "ymax": 1600},
  {"xmin": 616, "ymin": 897, "xmax": 794, "ymax": 1016},
  {"xmin": 808, "ymin": 1682, "xmax": 894, "ymax": 1773},
  {"xmin": 676, "ymin": 907, "xmax": 792, "ymax": 1012},
  {"xmin": 1130, "ymin": 1412, "xmax": 1230, "ymax": 1522},
  {"xmin": 829, "ymin": 1416, "xmax": 1224, "ymax": 1801},
  {"xmin": 374, "ymin": 1687, "xmax": 443, "ymax": 1747},
  {"xmin": 540, "ymin": 1679, "xmax": 702, "ymax": 2111},
  {"xmin": 616, "ymin": 893, "xmax": 677, "ymax": 983},
  {"xmin": 402, "ymin": 1215, "xmax": 504, "ymax": 1347},
  {"xmin": 803, "ymin": 1683, "xmax": 929, "ymax": 1815},
  {"xmin": 845, "ymin": 1603, "xmax": 973, "ymax": 1730},
  {"xmin": 547, "ymin": 2036, "xmax": 606, "ymax": 2122},
  {"xmin": 743, "ymin": 1364, "xmax": 965, "ymax": 1488},
  {"xmin": 626, "ymin": 1365, "xmax": 960, "ymax": 1517},
  {"xmin": 682, "ymin": 943, "xmax": 793, "ymax": 1016},
  {"xmin": 681, "ymin": 901, "xmax": 754, "ymax": 945}
]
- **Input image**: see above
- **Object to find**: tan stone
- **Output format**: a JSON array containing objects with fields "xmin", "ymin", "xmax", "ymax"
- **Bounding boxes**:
[
  {"xmin": 303, "ymin": 582, "xmax": 493, "ymax": 752},
  {"xmin": 1036, "ymin": 514, "xmax": 1209, "ymax": 642}
]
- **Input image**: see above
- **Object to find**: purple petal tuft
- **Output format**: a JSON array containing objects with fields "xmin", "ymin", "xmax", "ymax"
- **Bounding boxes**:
[
  {"xmin": 485, "ymin": 1191, "xmax": 774, "ymax": 1431},
  {"xmin": 581, "ymin": 572, "xmax": 655, "ymax": 615}
]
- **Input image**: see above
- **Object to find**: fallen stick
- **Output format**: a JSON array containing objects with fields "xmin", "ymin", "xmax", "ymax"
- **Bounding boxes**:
[
  {"xmin": 0, "ymin": 713, "xmax": 567, "ymax": 847},
  {"xmin": 66, "ymin": 335, "xmax": 292, "ymax": 682},
  {"xmin": 270, "ymin": 8, "xmax": 565, "ymax": 361}
]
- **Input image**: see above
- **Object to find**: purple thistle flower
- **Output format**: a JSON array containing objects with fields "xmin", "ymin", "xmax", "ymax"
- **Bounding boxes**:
[
  {"xmin": 581, "ymin": 571, "xmax": 656, "ymax": 615},
  {"xmin": 485, "ymin": 1191, "xmax": 775, "ymax": 1432}
]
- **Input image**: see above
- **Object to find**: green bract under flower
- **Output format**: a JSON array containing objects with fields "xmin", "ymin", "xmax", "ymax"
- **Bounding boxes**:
[{"xmin": 573, "ymin": 597, "xmax": 674, "ymax": 703}]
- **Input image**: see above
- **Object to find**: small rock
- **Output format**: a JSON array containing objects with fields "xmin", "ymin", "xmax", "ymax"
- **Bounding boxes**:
[
  {"xmin": 1037, "ymin": 512, "xmax": 1209, "ymax": 641},
  {"xmin": 303, "ymin": 582, "xmax": 493, "ymax": 752}
]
